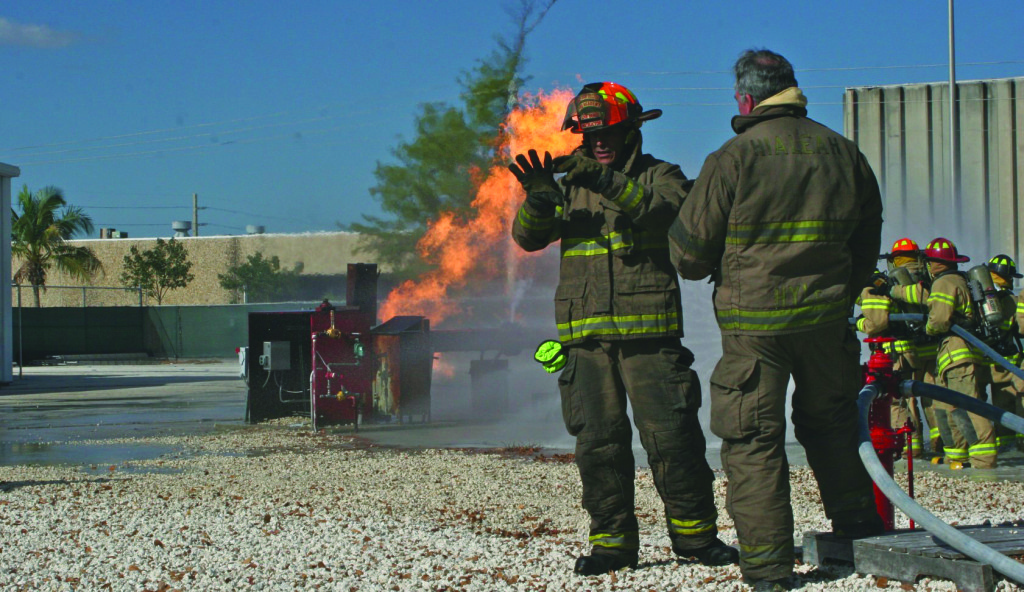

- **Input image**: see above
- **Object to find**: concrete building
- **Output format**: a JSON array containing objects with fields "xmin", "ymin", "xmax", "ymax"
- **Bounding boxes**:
[
  {"xmin": 844, "ymin": 76, "xmax": 1024, "ymax": 261},
  {"xmin": 12, "ymin": 231, "xmax": 383, "ymax": 307},
  {"xmin": 1, "ymin": 162, "xmax": 20, "ymax": 382}
]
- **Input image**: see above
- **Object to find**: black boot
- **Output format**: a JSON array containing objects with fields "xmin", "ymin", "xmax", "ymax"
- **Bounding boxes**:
[
  {"xmin": 743, "ymin": 575, "xmax": 796, "ymax": 591},
  {"xmin": 832, "ymin": 514, "xmax": 885, "ymax": 539},
  {"xmin": 675, "ymin": 538, "xmax": 739, "ymax": 566},
  {"xmin": 573, "ymin": 553, "xmax": 638, "ymax": 576}
]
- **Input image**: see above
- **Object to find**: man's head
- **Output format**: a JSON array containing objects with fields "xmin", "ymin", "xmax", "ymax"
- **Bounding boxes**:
[
  {"xmin": 924, "ymin": 237, "xmax": 969, "ymax": 277},
  {"xmin": 733, "ymin": 49, "xmax": 798, "ymax": 115},
  {"xmin": 986, "ymin": 254, "xmax": 1022, "ymax": 288},
  {"xmin": 562, "ymin": 81, "xmax": 661, "ymax": 167},
  {"xmin": 880, "ymin": 237, "xmax": 922, "ymax": 271}
]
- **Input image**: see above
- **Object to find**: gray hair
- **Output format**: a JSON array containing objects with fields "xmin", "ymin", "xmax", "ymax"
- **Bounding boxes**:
[{"xmin": 733, "ymin": 49, "xmax": 797, "ymax": 103}]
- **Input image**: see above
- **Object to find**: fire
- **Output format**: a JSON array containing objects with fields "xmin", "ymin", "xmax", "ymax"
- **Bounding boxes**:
[{"xmin": 378, "ymin": 88, "xmax": 578, "ymax": 325}]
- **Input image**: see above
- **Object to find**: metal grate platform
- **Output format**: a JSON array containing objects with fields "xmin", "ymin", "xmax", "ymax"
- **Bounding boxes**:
[{"xmin": 803, "ymin": 526, "xmax": 1024, "ymax": 592}]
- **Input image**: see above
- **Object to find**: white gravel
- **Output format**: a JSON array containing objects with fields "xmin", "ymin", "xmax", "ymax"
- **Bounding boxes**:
[{"xmin": 0, "ymin": 423, "xmax": 1021, "ymax": 591}]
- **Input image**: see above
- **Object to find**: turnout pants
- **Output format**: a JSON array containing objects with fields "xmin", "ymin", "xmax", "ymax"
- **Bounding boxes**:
[
  {"xmin": 988, "ymin": 365, "xmax": 1024, "ymax": 451},
  {"xmin": 709, "ymin": 324, "xmax": 877, "ymax": 581},
  {"xmin": 557, "ymin": 338, "xmax": 719, "ymax": 559},
  {"xmin": 937, "ymin": 364, "xmax": 996, "ymax": 468}
]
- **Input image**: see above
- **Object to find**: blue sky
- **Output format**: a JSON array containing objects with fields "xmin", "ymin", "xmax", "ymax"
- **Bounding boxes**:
[{"xmin": 2, "ymin": 1, "xmax": 1022, "ymax": 237}]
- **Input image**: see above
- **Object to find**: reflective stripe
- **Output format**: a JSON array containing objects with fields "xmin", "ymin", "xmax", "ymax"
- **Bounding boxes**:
[
  {"xmin": 915, "ymin": 343, "xmax": 938, "ymax": 359},
  {"xmin": 928, "ymin": 291, "xmax": 955, "ymax": 305},
  {"xmin": 589, "ymin": 531, "xmax": 639, "ymax": 550},
  {"xmin": 669, "ymin": 514, "xmax": 717, "ymax": 537},
  {"xmin": 905, "ymin": 286, "xmax": 924, "ymax": 304},
  {"xmin": 859, "ymin": 298, "xmax": 890, "ymax": 311},
  {"xmin": 668, "ymin": 222, "xmax": 718, "ymax": 262},
  {"xmin": 717, "ymin": 299, "xmax": 849, "ymax": 332},
  {"xmin": 739, "ymin": 542, "xmax": 791, "ymax": 566},
  {"xmin": 969, "ymin": 443, "xmax": 998, "ymax": 457},
  {"xmin": 945, "ymin": 448, "xmax": 968, "ymax": 460},
  {"xmin": 997, "ymin": 436, "xmax": 1013, "ymax": 448},
  {"xmin": 561, "ymin": 228, "xmax": 665, "ymax": 258},
  {"xmin": 936, "ymin": 346, "xmax": 984, "ymax": 374},
  {"xmin": 726, "ymin": 219, "xmax": 857, "ymax": 246},
  {"xmin": 882, "ymin": 340, "xmax": 913, "ymax": 354},
  {"xmin": 557, "ymin": 312, "xmax": 679, "ymax": 342},
  {"xmin": 929, "ymin": 427, "xmax": 940, "ymax": 439},
  {"xmin": 609, "ymin": 179, "xmax": 645, "ymax": 213},
  {"xmin": 517, "ymin": 206, "xmax": 555, "ymax": 231},
  {"xmin": 856, "ymin": 317, "xmax": 868, "ymax": 333}
]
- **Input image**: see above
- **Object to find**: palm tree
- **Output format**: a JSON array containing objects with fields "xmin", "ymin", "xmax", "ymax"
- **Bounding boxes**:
[{"xmin": 11, "ymin": 185, "xmax": 102, "ymax": 307}]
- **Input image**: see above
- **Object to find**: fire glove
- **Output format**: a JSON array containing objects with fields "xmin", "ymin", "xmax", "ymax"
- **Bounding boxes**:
[
  {"xmin": 534, "ymin": 340, "xmax": 566, "ymax": 374},
  {"xmin": 553, "ymin": 153, "xmax": 614, "ymax": 193},
  {"xmin": 868, "ymin": 283, "xmax": 892, "ymax": 297},
  {"xmin": 509, "ymin": 149, "xmax": 563, "ymax": 214}
]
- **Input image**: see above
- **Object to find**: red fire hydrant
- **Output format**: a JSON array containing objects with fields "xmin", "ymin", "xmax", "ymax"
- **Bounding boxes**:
[{"xmin": 862, "ymin": 337, "xmax": 905, "ymax": 532}]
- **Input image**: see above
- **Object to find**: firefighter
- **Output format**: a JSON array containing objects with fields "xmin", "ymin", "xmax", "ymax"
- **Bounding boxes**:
[
  {"xmin": 668, "ymin": 49, "xmax": 884, "ymax": 589},
  {"xmin": 856, "ymin": 239, "xmax": 929, "ymax": 458},
  {"xmin": 509, "ymin": 82, "xmax": 736, "ymax": 576},
  {"xmin": 983, "ymin": 254, "xmax": 1024, "ymax": 452},
  {"xmin": 923, "ymin": 238, "xmax": 997, "ymax": 469}
]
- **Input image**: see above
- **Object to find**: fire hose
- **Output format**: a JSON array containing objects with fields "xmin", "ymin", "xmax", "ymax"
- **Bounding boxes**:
[
  {"xmin": 887, "ymin": 313, "xmax": 1024, "ymax": 382},
  {"xmin": 857, "ymin": 381, "xmax": 1024, "ymax": 584}
]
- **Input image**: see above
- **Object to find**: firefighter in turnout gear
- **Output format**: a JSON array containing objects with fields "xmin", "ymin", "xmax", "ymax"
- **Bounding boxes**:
[
  {"xmin": 855, "ymin": 238, "xmax": 929, "ymax": 458},
  {"xmin": 668, "ymin": 49, "xmax": 884, "ymax": 588},
  {"xmin": 509, "ymin": 82, "xmax": 736, "ymax": 576},
  {"xmin": 924, "ymin": 238, "xmax": 997, "ymax": 469},
  {"xmin": 982, "ymin": 254, "xmax": 1024, "ymax": 452}
]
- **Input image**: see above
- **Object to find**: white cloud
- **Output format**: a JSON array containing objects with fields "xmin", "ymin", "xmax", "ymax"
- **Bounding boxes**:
[{"xmin": 0, "ymin": 17, "xmax": 78, "ymax": 48}]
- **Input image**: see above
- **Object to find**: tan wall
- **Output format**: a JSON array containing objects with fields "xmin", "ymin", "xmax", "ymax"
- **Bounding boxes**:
[{"xmin": 12, "ymin": 231, "xmax": 383, "ymax": 307}]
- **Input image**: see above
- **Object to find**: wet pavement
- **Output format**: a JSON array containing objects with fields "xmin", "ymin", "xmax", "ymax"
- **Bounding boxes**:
[{"xmin": 4, "ymin": 362, "xmax": 1024, "ymax": 483}]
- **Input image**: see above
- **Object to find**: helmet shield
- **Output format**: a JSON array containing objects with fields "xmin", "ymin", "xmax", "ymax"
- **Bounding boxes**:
[{"xmin": 562, "ymin": 82, "xmax": 662, "ymax": 134}]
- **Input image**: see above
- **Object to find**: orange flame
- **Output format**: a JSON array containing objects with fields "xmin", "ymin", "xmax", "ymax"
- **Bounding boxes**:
[{"xmin": 378, "ymin": 88, "xmax": 578, "ymax": 325}]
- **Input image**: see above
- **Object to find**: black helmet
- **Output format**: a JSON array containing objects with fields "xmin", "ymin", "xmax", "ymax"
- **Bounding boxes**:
[{"xmin": 986, "ymin": 254, "xmax": 1023, "ymax": 280}]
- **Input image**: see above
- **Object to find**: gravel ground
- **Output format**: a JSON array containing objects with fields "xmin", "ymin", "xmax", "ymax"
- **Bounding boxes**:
[{"xmin": 1, "ymin": 422, "xmax": 1022, "ymax": 591}]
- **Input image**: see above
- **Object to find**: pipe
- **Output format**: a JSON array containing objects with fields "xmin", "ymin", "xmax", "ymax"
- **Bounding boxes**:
[
  {"xmin": 884, "ymin": 314, "xmax": 1024, "ymax": 383},
  {"xmin": 857, "ymin": 384, "xmax": 1024, "ymax": 584},
  {"xmin": 900, "ymin": 380, "xmax": 1024, "ymax": 436}
]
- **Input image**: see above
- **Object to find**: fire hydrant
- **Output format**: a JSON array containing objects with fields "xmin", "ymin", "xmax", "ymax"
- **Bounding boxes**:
[{"xmin": 862, "ymin": 336, "xmax": 905, "ymax": 532}]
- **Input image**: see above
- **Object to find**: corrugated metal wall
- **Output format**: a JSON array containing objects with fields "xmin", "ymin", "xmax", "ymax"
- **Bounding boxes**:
[{"xmin": 844, "ymin": 77, "xmax": 1023, "ymax": 265}]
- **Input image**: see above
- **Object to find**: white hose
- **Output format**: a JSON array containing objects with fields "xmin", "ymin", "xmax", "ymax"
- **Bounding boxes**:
[{"xmin": 857, "ymin": 384, "xmax": 1024, "ymax": 584}]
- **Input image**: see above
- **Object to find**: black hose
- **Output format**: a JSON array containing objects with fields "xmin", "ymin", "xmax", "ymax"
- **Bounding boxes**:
[{"xmin": 857, "ymin": 384, "xmax": 1024, "ymax": 584}]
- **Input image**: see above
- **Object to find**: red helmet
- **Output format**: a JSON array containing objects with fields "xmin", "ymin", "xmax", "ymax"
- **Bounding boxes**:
[
  {"xmin": 879, "ymin": 237, "xmax": 920, "ymax": 260},
  {"xmin": 924, "ymin": 237, "xmax": 970, "ymax": 264},
  {"xmin": 562, "ymin": 82, "xmax": 662, "ymax": 134}
]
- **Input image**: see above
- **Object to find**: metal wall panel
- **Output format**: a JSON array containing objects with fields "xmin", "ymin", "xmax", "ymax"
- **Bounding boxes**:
[
  {"xmin": 0, "ymin": 163, "xmax": 20, "ymax": 384},
  {"xmin": 844, "ymin": 77, "xmax": 1022, "ymax": 267}
]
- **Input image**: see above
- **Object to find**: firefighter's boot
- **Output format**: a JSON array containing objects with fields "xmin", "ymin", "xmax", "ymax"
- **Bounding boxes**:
[
  {"xmin": 573, "ymin": 552, "xmax": 638, "ymax": 576},
  {"xmin": 675, "ymin": 538, "xmax": 739, "ymax": 566}
]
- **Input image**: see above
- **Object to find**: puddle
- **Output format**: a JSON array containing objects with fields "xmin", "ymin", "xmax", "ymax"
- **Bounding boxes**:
[{"xmin": 0, "ymin": 442, "xmax": 176, "ymax": 468}]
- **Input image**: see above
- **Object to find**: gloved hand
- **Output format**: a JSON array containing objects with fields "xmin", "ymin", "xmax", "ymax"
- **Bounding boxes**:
[
  {"xmin": 508, "ymin": 149, "xmax": 563, "ymax": 213},
  {"xmin": 534, "ymin": 340, "xmax": 566, "ymax": 374},
  {"xmin": 553, "ymin": 153, "xmax": 614, "ymax": 193},
  {"xmin": 868, "ymin": 283, "xmax": 892, "ymax": 297}
]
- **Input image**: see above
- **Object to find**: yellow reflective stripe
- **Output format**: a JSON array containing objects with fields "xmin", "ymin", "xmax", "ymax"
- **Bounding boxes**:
[
  {"xmin": 717, "ymin": 300, "xmax": 849, "ymax": 332},
  {"xmin": 561, "ymin": 228, "xmax": 665, "ymax": 258},
  {"xmin": 1017, "ymin": 301, "xmax": 1024, "ymax": 313},
  {"xmin": 856, "ymin": 317, "xmax": 868, "ymax": 333},
  {"xmin": 860, "ymin": 298, "xmax": 891, "ymax": 311},
  {"xmin": 905, "ymin": 286, "xmax": 922, "ymax": 304},
  {"xmin": 669, "ymin": 514, "xmax": 717, "ymax": 536},
  {"xmin": 882, "ymin": 340, "xmax": 913, "ymax": 354},
  {"xmin": 936, "ymin": 347, "xmax": 984, "ymax": 373},
  {"xmin": 928, "ymin": 292, "xmax": 956, "ymax": 306},
  {"xmin": 557, "ymin": 312, "xmax": 679, "ymax": 341},
  {"xmin": 929, "ymin": 427, "xmax": 940, "ymax": 439},
  {"xmin": 969, "ymin": 443, "xmax": 998, "ymax": 456},
  {"xmin": 945, "ymin": 448, "xmax": 968, "ymax": 460},
  {"xmin": 589, "ymin": 532, "xmax": 639, "ymax": 549},
  {"xmin": 739, "ymin": 543, "xmax": 791, "ymax": 566},
  {"xmin": 726, "ymin": 219, "xmax": 857, "ymax": 246},
  {"xmin": 517, "ymin": 206, "xmax": 555, "ymax": 231},
  {"xmin": 609, "ymin": 179, "xmax": 645, "ymax": 213}
]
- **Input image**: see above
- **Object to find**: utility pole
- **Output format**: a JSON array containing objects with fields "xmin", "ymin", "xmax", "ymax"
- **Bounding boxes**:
[
  {"xmin": 948, "ymin": 0, "xmax": 960, "ymax": 234},
  {"xmin": 193, "ymin": 193, "xmax": 200, "ymax": 237}
]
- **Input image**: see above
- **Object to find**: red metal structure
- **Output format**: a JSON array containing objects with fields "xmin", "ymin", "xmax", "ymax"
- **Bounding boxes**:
[{"xmin": 862, "ymin": 336, "xmax": 915, "ymax": 531}]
